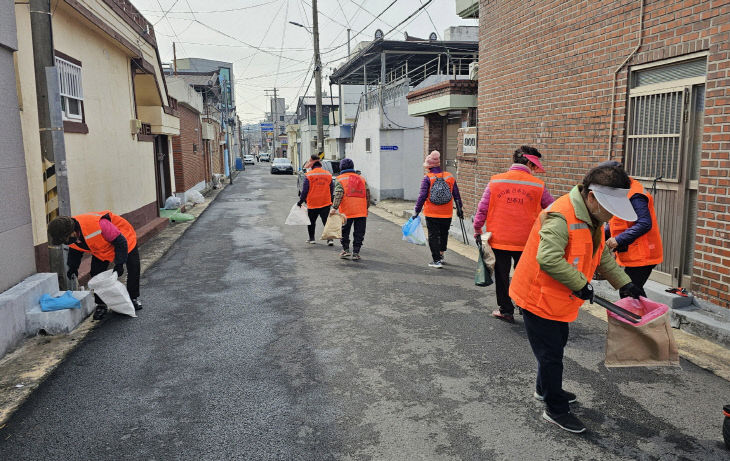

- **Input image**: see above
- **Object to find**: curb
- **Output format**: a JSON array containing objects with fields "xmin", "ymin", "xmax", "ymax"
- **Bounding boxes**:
[
  {"xmin": 0, "ymin": 184, "xmax": 226, "ymax": 427},
  {"xmin": 373, "ymin": 202, "xmax": 730, "ymax": 382}
]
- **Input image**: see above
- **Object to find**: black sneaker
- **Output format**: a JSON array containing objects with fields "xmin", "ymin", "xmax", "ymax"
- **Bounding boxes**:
[
  {"xmin": 542, "ymin": 410, "xmax": 586, "ymax": 433},
  {"xmin": 534, "ymin": 390, "xmax": 578, "ymax": 404},
  {"xmin": 132, "ymin": 299, "xmax": 143, "ymax": 311},
  {"xmin": 93, "ymin": 305, "xmax": 107, "ymax": 320}
]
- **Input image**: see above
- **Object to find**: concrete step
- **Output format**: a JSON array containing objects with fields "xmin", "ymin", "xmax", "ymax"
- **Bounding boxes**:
[
  {"xmin": 0, "ymin": 273, "xmax": 58, "ymax": 358},
  {"xmin": 25, "ymin": 291, "xmax": 95, "ymax": 336},
  {"xmin": 671, "ymin": 300, "xmax": 730, "ymax": 349}
]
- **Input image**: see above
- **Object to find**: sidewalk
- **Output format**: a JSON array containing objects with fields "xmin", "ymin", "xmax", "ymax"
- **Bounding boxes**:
[
  {"xmin": 0, "ymin": 186, "xmax": 225, "ymax": 426},
  {"xmin": 373, "ymin": 199, "xmax": 730, "ymax": 381}
]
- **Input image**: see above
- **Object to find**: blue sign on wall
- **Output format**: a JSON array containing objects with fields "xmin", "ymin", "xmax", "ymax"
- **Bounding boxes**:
[
  {"xmin": 380, "ymin": 145, "xmax": 399, "ymax": 151},
  {"xmin": 260, "ymin": 123, "xmax": 274, "ymax": 132}
]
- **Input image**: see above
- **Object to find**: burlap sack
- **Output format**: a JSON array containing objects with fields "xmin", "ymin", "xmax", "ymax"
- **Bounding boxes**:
[
  {"xmin": 320, "ymin": 212, "xmax": 345, "ymax": 240},
  {"xmin": 605, "ymin": 312, "xmax": 679, "ymax": 367}
]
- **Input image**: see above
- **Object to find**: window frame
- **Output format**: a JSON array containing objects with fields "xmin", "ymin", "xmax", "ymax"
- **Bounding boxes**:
[
  {"xmin": 625, "ymin": 54, "xmax": 707, "ymax": 184},
  {"xmin": 55, "ymin": 55, "xmax": 84, "ymax": 122}
]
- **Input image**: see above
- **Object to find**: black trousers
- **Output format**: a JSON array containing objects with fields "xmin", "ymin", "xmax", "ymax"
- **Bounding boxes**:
[
  {"xmin": 307, "ymin": 205, "xmax": 330, "ymax": 240},
  {"xmin": 624, "ymin": 265, "xmax": 656, "ymax": 289},
  {"xmin": 425, "ymin": 217, "xmax": 452, "ymax": 262},
  {"xmin": 523, "ymin": 309, "xmax": 571, "ymax": 415},
  {"xmin": 493, "ymin": 248, "xmax": 522, "ymax": 315},
  {"xmin": 90, "ymin": 246, "xmax": 141, "ymax": 305},
  {"xmin": 341, "ymin": 217, "xmax": 367, "ymax": 253}
]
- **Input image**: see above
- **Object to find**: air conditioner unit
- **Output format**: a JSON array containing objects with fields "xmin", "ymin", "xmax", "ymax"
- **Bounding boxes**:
[
  {"xmin": 469, "ymin": 62, "xmax": 478, "ymax": 81},
  {"xmin": 130, "ymin": 119, "xmax": 142, "ymax": 134}
]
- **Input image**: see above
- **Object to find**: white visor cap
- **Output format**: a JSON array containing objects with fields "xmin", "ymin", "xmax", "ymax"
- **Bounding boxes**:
[{"xmin": 588, "ymin": 184, "xmax": 638, "ymax": 222}]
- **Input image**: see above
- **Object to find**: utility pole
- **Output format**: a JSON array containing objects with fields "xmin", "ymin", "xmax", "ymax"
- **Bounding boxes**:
[
  {"xmin": 347, "ymin": 28, "xmax": 351, "ymax": 58},
  {"xmin": 173, "ymin": 42, "xmax": 177, "ymax": 75},
  {"xmin": 312, "ymin": 0, "xmax": 324, "ymax": 155},
  {"xmin": 30, "ymin": 0, "xmax": 72, "ymax": 289}
]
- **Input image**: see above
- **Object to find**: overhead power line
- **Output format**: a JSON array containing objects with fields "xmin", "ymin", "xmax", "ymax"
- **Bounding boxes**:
[
  {"xmin": 140, "ymin": 0, "xmax": 277, "ymax": 14},
  {"xmin": 192, "ymin": 18, "xmax": 311, "ymax": 64},
  {"xmin": 384, "ymin": 0, "xmax": 433, "ymax": 38},
  {"xmin": 321, "ymin": 0, "xmax": 399, "ymax": 56}
]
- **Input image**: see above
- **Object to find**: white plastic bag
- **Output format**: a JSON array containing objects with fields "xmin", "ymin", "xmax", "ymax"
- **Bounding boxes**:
[
  {"xmin": 87, "ymin": 270, "xmax": 137, "ymax": 317},
  {"xmin": 402, "ymin": 216, "xmax": 427, "ymax": 245},
  {"xmin": 185, "ymin": 189, "xmax": 205, "ymax": 205},
  {"xmin": 480, "ymin": 232, "xmax": 496, "ymax": 273},
  {"xmin": 285, "ymin": 203, "xmax": 311, "ymax": 225},
  {"xmin": 164, "ymin": 195, "xmax": 182, "ymax": 209}
]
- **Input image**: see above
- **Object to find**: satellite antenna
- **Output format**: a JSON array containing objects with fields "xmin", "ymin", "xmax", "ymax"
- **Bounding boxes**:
[{"xmin": 375, "ymin": 29, "xmax": 384, "ymax": 40}]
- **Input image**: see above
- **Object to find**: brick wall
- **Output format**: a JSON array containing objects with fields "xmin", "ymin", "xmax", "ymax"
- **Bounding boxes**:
[
  {"xmin": 423, "ymin": 114, "xmax": 444, "ymax": 158},
  {"xmin": 472, "ymin": 0, "xmax": 730, "ymax": 307},
  {"xmin": 171, "ymin": 104, "xmax": 205, "ymax": 192}
]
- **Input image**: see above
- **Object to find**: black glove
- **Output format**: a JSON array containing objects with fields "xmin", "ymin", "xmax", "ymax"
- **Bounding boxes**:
[
  {"xmin": 572, "ymin": 282, "xmax": 594, "ymax": 303},
  {"xmin": 296, "ymin": 201, "xmax": 303, "ymax": 208},
  {"xmin": 619, "ymin": 282, "xmax": 645, "ymax": 299},
  {"xmin": 66, "ymin": 268, "xmax": 78, "ymax": 280},
  {"xmin": 457, "ymin": 209, "xmax": 464, "ymax": 219},
  {"xmin": 113, "ymin": 264, "xmax": 124, "ymax": 277},
  {"xmin": 474, "ymin": 233, "xmax": 482, "ymax": 244}
]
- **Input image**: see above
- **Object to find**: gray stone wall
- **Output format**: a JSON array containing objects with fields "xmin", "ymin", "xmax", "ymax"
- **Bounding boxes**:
[{"xmin": 0, "ymin": 1, "xmax": 36, "ymax": 292}]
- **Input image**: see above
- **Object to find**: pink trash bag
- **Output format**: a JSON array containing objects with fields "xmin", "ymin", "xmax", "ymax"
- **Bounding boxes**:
[{"xmin": 605, "ymin": 297, "xmax": 679, "ymax": 367}]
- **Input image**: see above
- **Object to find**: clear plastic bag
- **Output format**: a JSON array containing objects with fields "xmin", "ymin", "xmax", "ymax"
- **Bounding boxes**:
[
  {"xmin": 285, "ymin": 203, "xmax": 311, "ymax": 225},
  {"xmin": 402, "ymin": 216, "xmax": 426, "ymax": 245},
  {"xmin": 185, "ymin": 189, "xmax": 205, "ymax": 205},
  {"xmin": 164, "ymin": 195, "xmax": 182, "ymax": 209}
]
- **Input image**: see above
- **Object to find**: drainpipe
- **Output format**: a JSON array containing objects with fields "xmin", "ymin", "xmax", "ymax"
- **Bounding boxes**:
[{"xmin": 607, "ymin": 0, "xmax": 645, "ymax": 160}]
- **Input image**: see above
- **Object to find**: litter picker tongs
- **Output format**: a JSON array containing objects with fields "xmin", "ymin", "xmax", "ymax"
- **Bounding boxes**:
[{"xmin": 593, "ymin": 295, "xmax": 642, "ymax": 324}]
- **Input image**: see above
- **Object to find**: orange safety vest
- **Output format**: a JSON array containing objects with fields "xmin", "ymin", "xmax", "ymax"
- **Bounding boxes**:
[
  {"xmin": 337, "ymin": 172, "xmax": 368, "ymax": 219},
  {"xmin": 486, "ymin": 169, "xmax": 545, "ymax": 251},
  {"xmin": 305, "ymin": 167, "xmax": 333, "ymax": 209},
  {"xmin": 509, "ymin": 194, "xmax": 604, "ymax": 323},
  {"xmin": 423, "ymin": 171, "xmax": 456, "ymax": 218},
  {"xmin": 69, "ymin": 211, "xmax": 137, "ymax": 262},
  {"xmin": 609, "ymin": 178, "xmax": 663, "ymax": 267}
]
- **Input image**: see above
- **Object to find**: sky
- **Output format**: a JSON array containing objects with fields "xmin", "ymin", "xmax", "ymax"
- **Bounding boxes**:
[{"xmin": 130, "ymin": 0, "xmax": 477, "ymax": 123}]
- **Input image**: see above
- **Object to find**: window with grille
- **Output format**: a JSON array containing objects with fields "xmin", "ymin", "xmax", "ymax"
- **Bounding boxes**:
[
  {"xmin": 365, "ymin": 137, "xmax": 371, "ymax": 152},
  {"xmin": 626, "ymin": 57, "xmax": 706, "ymax": 182},
  {"xmin": 55, "ymin": 56, "xmax": 83, "ymax": 121}
]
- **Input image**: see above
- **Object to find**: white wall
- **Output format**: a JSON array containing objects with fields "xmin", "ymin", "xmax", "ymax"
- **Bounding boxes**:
[
  {"xmin": 16, "ymin": 3, "xmax": 160, "ymax": 246},
  {"xmin": 349, "ymin": 108, "xmax": 381, "ymax": 198}
]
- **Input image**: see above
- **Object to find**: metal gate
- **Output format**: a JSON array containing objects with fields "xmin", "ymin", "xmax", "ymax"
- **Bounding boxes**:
[{"xmin": 626, "ymin": 84, "xmax": 705, "ymax": 287}]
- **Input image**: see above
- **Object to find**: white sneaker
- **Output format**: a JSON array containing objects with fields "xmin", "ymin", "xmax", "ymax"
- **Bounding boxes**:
[
  {"xmin": 327, "ymin": 240, "xmax": 334, "ymax": 246},
  {"xmin": 428, "ymin": 260, "xmax": 443, "ymax": 268},
  {"xmin": 306, "ymin": 239, "xmax": 316, "ymax": 244}
]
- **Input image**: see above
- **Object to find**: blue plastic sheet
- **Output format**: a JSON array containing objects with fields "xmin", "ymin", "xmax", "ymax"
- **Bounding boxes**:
[
  {"xmin": 40, "ymin": 291, "xmax": 81, "ymax": 312},
  {"xmin": 402, "ymin": 216, "xmax": 427, "ymax": 246}
]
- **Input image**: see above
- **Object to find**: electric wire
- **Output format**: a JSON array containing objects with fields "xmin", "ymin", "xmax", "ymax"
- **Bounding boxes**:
[
  {"xmin": 274, "ymin": 0, "xmax": 291, "ymax": 87},
  {"xmin": 420, "ymin": 0, "xmax": 439, "ymax": 39},
  {"xmin": 139, "ymin": 0, "xmax": 277, "ymax": 14}
]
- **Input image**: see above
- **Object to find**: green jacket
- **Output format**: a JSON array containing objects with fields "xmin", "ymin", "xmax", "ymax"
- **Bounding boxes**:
[{"xmin": 536, "ymin": 185, "xmax": 630, "ymax": 292}]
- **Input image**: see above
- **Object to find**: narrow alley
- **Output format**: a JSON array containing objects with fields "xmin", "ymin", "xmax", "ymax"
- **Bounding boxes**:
[{"xmin": 1, "ymin": 165, "xmax": 727, "ymax": 460}]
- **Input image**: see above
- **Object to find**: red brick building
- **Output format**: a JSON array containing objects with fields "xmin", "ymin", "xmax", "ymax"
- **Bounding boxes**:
[
  {"xmin": 171, "ymin": 103, "xmax": 207, "ymax": 193},
  {"xmin": 458, "ymin": 1, "xmax": 730, "ymax": 307}
]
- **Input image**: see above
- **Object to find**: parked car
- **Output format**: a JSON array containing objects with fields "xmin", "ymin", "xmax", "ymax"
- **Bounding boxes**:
[
  {"xmin": 271, "ymin": 157, "xmax": 294, "ymax": 175},
  {"xmin": 259, "ymin": 152, "xmax": 271, "ymax": 162},
  {"xmin": 243, "ymin": 154, "xmax": 255, "ymax": 165}
]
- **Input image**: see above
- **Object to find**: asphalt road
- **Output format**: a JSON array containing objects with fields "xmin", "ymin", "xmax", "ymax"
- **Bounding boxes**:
[{"xmin": 1, "ymin": 164, "xmax": 728, "ymax": 460}]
